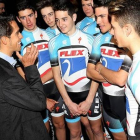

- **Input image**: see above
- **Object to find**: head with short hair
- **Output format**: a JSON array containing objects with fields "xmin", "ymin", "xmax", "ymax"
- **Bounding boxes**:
[
  {"xmin": 0, "ymin": 0, "xmax": 5, "ymax": 14},
  {"xmin": 0, "ymin": 15, "xmax": 14, "ymax": 39},
  {"xmin": 0, "ymin": 15, "xmax": 22, "ymax": 55},
  {"xmin": 36, "ymin": 0, "xmax": 56, "ymax": 28},
  {"xmin": 36, "ymin": 0, "xmax": 53, "ymax": 12},
  {"xmin": 16, "ymin": 1, "xmax": 37, "ymax": 31},
  {"xmin": 16, "ymin": 1, "xmax": 36, "ymax": 16},
  {"xmin": 54, "ymin": 1, "xmax": 77, "ymax": 35},
  {"xmin": 81, "ymin": 0, "xmax": 94, "ymax": 17},
  {"xmin": 54, "ymin": 1, "xmax": 76, "ymax": 17},
  {"xmin": 93, "ymin": 0, "xmax": 112, "ymax": 33},
  {"xmin": 94, "ymin": 0, "xmax": 112, "ymax": 8},
  {"xmin": 109, "ymin": 0, "xmax": 140, "ymax": 36}
]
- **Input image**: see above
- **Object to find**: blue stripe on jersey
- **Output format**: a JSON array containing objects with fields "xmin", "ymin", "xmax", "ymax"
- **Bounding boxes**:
[
  {"xmin": 65, "ymin": 117, "xmax": 80, "ymax": 123},
  {"xmin": 49, "ymin": 33, "xmax": 71, "ymax": 61},
  {"xmin": 76, "ymin": 17, "xmax": 95, "ymax": 30},
  {"xmin": 89, "ymin": 32, "xmax": 112, "ymax": 64},
  {"xmin": 101, "ymin": 56, "xmax": 123, "ymax": 71},
  {"xmin": 129, "ymin": 61, "xmax": 140, "ymax": 96},
  {"xmin": 38, "ymin": 50, "xmax": 50, "ymax": 68},
  {"xmin": 126, "ymin": 96, "xmax": 130, "ymax": 114},
  {"xmin": 60, "ymin": 57, "xmax": 86, "ymax": 76},
  {"xmin": 82, "ymin": 22, "xmax": 100, "ymax": 36},
  {"xmin": 109, "ymin": 128, "xmax": 124, "ymax": 133}
]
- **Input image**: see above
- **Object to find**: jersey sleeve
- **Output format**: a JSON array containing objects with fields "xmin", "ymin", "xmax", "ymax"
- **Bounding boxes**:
[
  {"xmin": 88, "ymin": 34, "xmax": 102, "ymax": 65},
  {"xmin": 48, "ymin": 36, "xmax": 59, "ymax": 67},
  {"xmin": 120, "ymin": 50, "xmax": 132, "ymax": 72}
]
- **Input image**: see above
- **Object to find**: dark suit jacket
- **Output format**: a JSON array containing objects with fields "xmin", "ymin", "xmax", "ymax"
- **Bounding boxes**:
[{"xmin": 0, "ymin": 58, "xmax": 50, "ymax": 140}]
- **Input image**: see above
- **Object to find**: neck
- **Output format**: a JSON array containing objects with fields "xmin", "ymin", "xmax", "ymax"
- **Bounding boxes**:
[
  {"xmin": 24, "ymin": 25, "xmax": 37, "ymax": 32},
  {"xmin": 66, "ymin": 25, "xmax": 76, "ymax": 36},
  {"xmin": 0, "ymin": 48, "xmax": 13, "ymax": 57},
  {"xmin": 128, "ymin": 37, "xmax": 140, "ymax": 55}
]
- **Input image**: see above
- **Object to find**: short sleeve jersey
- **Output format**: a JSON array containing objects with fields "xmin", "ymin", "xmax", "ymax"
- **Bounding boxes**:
[
  {"xmin": 20, "ymin": 27, "xmax": 55, "ymax": 84},
  {"xmin": 49, "ymin": 29, "xmax": 93, "ymax": 92},
  {"xmin": 125, "ymin": 50, "xmax": 140, "ymax": 136},
  {"xmin": 88, "ymin": 32, "xmax": 132, "ymax": 96},
  {"xmin": 76, "ymin": 17, "xmax": 95, "ymax": 30},
  {"xmin": 46, "ymin": 27, "xmax": 60, "ymax": 36},
  {"xmin": 82, "ymin": 22, "xmax": 100, "ymax": 37}
]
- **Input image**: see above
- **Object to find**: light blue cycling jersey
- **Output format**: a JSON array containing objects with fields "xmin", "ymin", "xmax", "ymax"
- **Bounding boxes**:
[
  {"xmin": 76, "ymin": 17, "xmax": 95, "ymax": 30},
  {"xmin": 20, "ymin": 27, "xmax": 54, "ymax": 84},
  {"xmin": 125, "ymin": 50, "xmax": 140, "ymax": 137},
  {"xmin": 88, "ymin": 32, "xmax": 132, "ymax": 96},
  {"xmin": 46, "ymin": 27, "xmax": 60, "ymax": 36},
  {"xmin": 82, "ymin": 22, "xmax": 100, "ymax": 36},
  {"xmin": 49, "ymin": 29, "xmax": 93, "ymax": 93}
]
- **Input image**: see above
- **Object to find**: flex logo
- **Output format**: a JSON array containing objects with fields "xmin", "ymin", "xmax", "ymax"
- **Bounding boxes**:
[
  {"xmin": 60, "ymin": 50, "xmax": 84, "ymax": 57},
  {"xmin": 37, "ymin": 43, "xmax": 48, "ymax": 50},
  {"xmin": 101, "ymin": 48, "xmax": 120, "ymax": 57}
]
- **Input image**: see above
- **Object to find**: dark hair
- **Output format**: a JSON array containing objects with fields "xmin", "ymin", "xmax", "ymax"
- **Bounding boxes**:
[
  {"xmin": 16, "ymin": 0, "xmax": 36, "ymax": 16},
  {"xmin": 0, "ymin": 15, "xmax": 14, "ymax": 39},
  {"xmin": 109, "ymin": 0, "xmax": 140, "ymax": 36},
  {"xmin": 36, "ymin": 0, "xmax": 53, "ymax": 11},
  {"xmin": 54, "ymin": 1, "xmax": 76, "ymax": 17},
  {"xmin": 94, "ymin": 0, "xmax": 112, "ymax": 8}
]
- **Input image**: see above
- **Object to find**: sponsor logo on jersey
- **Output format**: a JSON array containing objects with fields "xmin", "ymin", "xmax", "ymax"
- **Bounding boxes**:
[
  {"xmin": 60, "ymin": 50, "xmax": 84, "ymax": 57},
  {"xmin": 59, "ymin": 49, "xmax": 87, "ymax": 86},
  {"xmin": 62, "ymin": 40, "xmax": 67, "ymax": 45},
  {"xmin": 40, "ymin": 33, "xmax": 43, "ymax": 39},
  {"xmin": 26, "ymin": 37, "xmax": 31, "ymax": 42},
  {"xmin": 78, "ymin": 37, "xmax": 82, "ymax": 44},
  {"xmin": 105, "ymin": 37, "xmax": 110, "ymax": 42},
  {"xmin": 106, "ymin": 121, "xmax": 110, "ymax": 126},
  {"xmin": 101, "ymin": 48, "xmax": 120, "ymax": 57}
]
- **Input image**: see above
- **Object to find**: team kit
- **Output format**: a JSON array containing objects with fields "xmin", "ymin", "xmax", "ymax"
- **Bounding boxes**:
[{"xmin": 0, "ymin": 0, "xmax": 140, "ymax": 140}]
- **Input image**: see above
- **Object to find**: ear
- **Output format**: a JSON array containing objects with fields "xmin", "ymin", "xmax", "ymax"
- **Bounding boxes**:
[
  {"xmin": 35, "ymin": 11, "xmax": 37, "ymax": 18},
  {"xmin": 16, "ymin": 16, "xmax": 21, "ymax": 23},
  {"xmin": 123, "ymin": 24, "xmax": 132, "ymax": 37},
  {"xmin": 0, "ymin": 36, "xmax": 9, "ymax": 45},
  {"xmin": 72, "ymin": 13, "xmax": 77, "ymax": 22}
]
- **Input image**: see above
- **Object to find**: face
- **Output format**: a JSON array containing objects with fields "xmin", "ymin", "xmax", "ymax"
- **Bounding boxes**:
[
  {"xmin": 8, "ymin": 21, "xmax": 23, "ymax": 52},
  {"xmin": 41, "ymin": 6, "xmax": 56, "ymax": 29},
  {"xmin": 95, "ymin": 7, "xmax": 111, "ymax": 33},
  {"xmin": 55, "ymin": 10, "xmax": 76, "ymax": 36},
  {"xmin": 81, "ymin": 0, "xmax": 94, "ymax": 17},
  {"xmin": 0, "ymin": 3, "xmax": 5, "ymax": 14},
  {"xmin": 17, "ymin": 9, "xmax": 37, "ymax": 31},
  {"xmin": 111, "ymin": 16, "xmax": 127, "ymax": 48}
]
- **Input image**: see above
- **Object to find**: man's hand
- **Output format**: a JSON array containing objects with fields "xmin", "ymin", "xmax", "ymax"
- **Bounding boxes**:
[
  {"xmin": 46, "ymin": 98, "xmax": 58, "ymax": 112},
  {"xmin": 16, "ymin": 43, "xmax": 38, "ymax": 67},
  {"xmin": 78, "ymin": 100, "xmax": 92, "ymax": 115},
  {"xmin": 67, "ymin": 101, "xmax": 82, "ymax": 116}
]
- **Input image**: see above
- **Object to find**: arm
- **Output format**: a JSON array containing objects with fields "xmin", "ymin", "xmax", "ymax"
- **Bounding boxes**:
[
  {"xmin": 41, "ymin": 69, "xmax": 53, "ymax": 84},
  {"xmin": 16, "ymin": 66, "xmax": 26, "ymax": 80},
  {"xmin": 52, "ymin": 66, "xmax": 81, "ymax": 115},
  {"xmin": 2, "ymin": 44, "xmax": 46, "ymax": 111},
  {"xmin": 87, "ymin": 63, "xmax": 106, "ymax": 82},
  {"xmin": 95, "ymin": 63, "xmax": 128, "ymax": 86},
  {"xmin": 79, "ymin": 80, "xmax": 99, "ymax": 115}
]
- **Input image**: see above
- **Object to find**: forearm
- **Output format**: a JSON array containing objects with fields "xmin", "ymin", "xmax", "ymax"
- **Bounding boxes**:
[
  {"xmin": 87, "ymin": 63, "xmax": 106, "ymax": 82},
  {"xmin": 17, "ymin": 67, "xmax": 26, "ymax": 80},
  {"xmin": 97, "ymin": 65, "xmax": 128, "ymax": 86},
  {"xmin": 86, "ymin": 80, "xmax": 99, "ymax": 103},
  {"xmin": 41, "ymin": 69, "xmax": 53, "ymax": 84}
]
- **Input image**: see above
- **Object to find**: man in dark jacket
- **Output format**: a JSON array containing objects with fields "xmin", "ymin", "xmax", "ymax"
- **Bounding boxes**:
[{"xmin": 0, "ymin": 15, "xmax": 50, "ymax": 140}]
